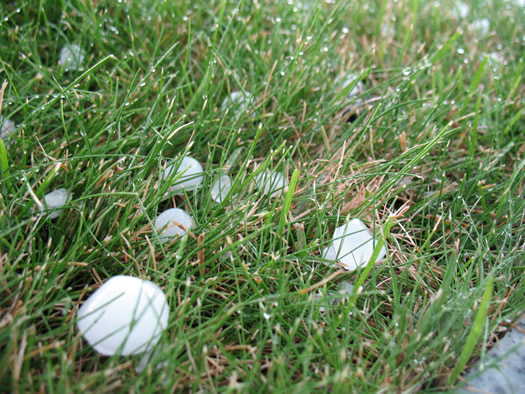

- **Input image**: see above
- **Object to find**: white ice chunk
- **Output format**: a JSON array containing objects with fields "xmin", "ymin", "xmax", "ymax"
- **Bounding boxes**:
[
  {"xmin": 164, "ymin": 156, "xmax": 204, "ymax": 194},
  {"xmin": 211, "ymin": 175, "xmax": 232, "ymax": 203},
  {"xmin": 221, "ymin": 91, "xmax": 253, "ymax": 115},
  {"xmin": 338, "ymin": 73, "xmax": 365, "ymax": 98},
  {"xmin": 77, "ymin": 275, "xmax": 169, "ymax": 356},
  {"xmin": 59, "ymin": 44, "xmax": 86, "ymax": 71},
  {"xmin": 472, "ymin": 19, "xmax": 490, "ymax": 36},
  {"xmin": 42, "ymin": 188, "xmax": 72, "ymax": 219},
  {"xmin": 453, "ymin": 2, "xmax": 469, "ymax": 19},
  {"xmin": 0, "ymin": 117, "xmax": 16, "ymax": 142},
  {"xmin": 155, "ymin": 208, "xmax": 194, "ymax": 243},
  {"xmin": 255, "ymin": 170, "xmax": 288, "ymax": 198},
  {"xmin": 325, "ymin": 218, "xmax": 387, "ymax": 271}
]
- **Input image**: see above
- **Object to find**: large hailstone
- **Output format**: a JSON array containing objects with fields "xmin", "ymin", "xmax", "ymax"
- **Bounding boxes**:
[
  {"xmin": 77, "ymin": 276, "xmax": 169, "ymax": 356},
  {"xmin": 322, "ymin": 218, "xmax": 387, "ymax": 271},
  {"xmin": 59, "ymin": 44, "xmax": 86, "ymax": 71},
  {"xmin": 164, "ymin": 156, "xmax": 204, "ymax": 194},
  {"xmin": 255, "ymin": 170, "xmax": 288, "ymax": 198},
  {"xmin": 42, "ymin": 188, "xmax": 72, "ymax": 219},
  {"xmin": 0, "ymin": 116, "xmax": 16, "ymax": 142},
  {"xmin": 155, "ymin": 208, "xmax": 194, "ymax": 243},
  {"xmin": 210, "ymin": 175, "xmax": 232, "ymax": 203}
]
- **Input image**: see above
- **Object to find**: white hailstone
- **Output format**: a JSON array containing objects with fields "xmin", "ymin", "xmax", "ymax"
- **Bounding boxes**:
[
  {"xmin": 323, "ymin": 218, "xmax": 387, "ymax": 271},
  {"xmin": 42, "ymin": 188, "xmax": 72, "ymax": 219},
  {"xmin": 486, "ymin": 51, "xmax": 503, "ymax": 64},
  {"xmin": 255, "ymin": 170, "xmax": 288, "ymax": 198},
  {"xmin": 164, "ymin": 156, "xmax": 204, "ymax": 194},
  {"xmin": 380, "ymin": 24, "xmax": 396, "ymax": 37},
  {"xmin": 221, "ymin": 91, "xmax": 253, "ymax": 115},
  {"xmin": 210, "ymin": 174, "xmax": 232, "ymax": 203},
  {"xmin": 77, "ymin": 276, "xmax": 169, "ymax": 356},
  {"xmin": 59, "ymin": 44, "xmax": 86, "ymax": 71},
  {"xmin": 0, "ymin": 116, "xmax": 16, "ymax": 142},
  {"xmin": 453, "ymin": 2, "xmax": 469, "ymax": 19},
  {"xmin": 339, "ymin": 73, "xmax": 365, "ymax": 98},
  {"xmin": 155, "ymin": 208, "xmax": 194, "ymax": 243},
  {"xmin": 471, "ymin": 19, "xmax": 490, "ymax": 36}
]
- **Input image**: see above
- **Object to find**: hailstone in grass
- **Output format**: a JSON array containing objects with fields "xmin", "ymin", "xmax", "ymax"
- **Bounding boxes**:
[
  {"xmin": 211, "ymin": 174, "xmax": 232, "ymax": 203},
  {"xmin": 323, "ymin": 218, "xmax": 387, "ymax": 271},
  {"xmin": 164, "ymin": 156, "xmax": 204, "ymax": 194},
  {"xmin": 255, "ymin": 170, "xmax": 288, "ymax": 198},
  {"xmin": 42, "ymin": 188, "xmax": 72, "ymax": 219},
  {"xmin": 339, "ymin": 73, "xmax": 365, "ymax": 98},
  {"xmin": 0, "ymin": 116, "xmax": 16, "ymax": 142},
  {"xmin": 77, "ymin": 275, "xmax": 169, "ymax": 356},
  {"xmin": 155, "ymin": 208, "xmax": 194, "ymax": 243},
  {"xmin": 221, "ymin": 91, "xmax": 253, "ymax": 115},
  {"xmin": 59, "ymin": 44, "xmax": 86, "ymax": 71},
  {"xmin": 471, "ymin": 19, "xmax": 490, "ymax": 36},
  {"xmin": 453, "ymin": 2, "xmax": 469, "ymax": 19}
]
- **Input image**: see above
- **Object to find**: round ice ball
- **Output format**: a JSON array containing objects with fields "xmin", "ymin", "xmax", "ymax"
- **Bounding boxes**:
[
  {"xmin": 155, "ymin": 208, "xmax": 194, "ymax": 243},
  {"xmin": 42, "ymin": 188, "xmax": 72, "ymax": 219},
  {"xmin": 76, "ymin": 275, "xmax": 169, "ymax": 356},
  {"xmin": 164, "ymin": 156, "xmax": 204, "ymax": 194},
  {"xmin": 59, "ymin": 44, "xmax": 86, "ymax": 71},
  {"xmin": 0, "ymin": 116, "xmax": 16, "ymax": 142},
  {"xmin": 210, "ymin": 175, "xmax": 232, "ymax": 203},
  {"xmin": 255, "ymin": 170, "xmax": 288, "ymax": 198},
  {"xmin": 221, "ymin": 91, "xmax": 252, "ymax": 114}
]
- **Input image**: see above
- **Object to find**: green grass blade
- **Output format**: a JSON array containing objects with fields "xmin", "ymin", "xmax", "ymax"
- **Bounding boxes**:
[{"xmin": 449, "ymin": 275, "xmax": 494, "ymax": 384}]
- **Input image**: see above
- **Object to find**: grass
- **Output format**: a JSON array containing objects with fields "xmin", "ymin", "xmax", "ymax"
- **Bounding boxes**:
[{"xmin": 0, "ymin": 0, "xmax": 523, "ymax": 391}]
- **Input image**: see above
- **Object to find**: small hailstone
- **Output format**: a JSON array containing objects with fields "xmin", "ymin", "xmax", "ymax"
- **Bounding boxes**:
[
  {"xmin": 0, "ymin": 116, "xmax": 16, "ymax": 142},
  {"xmin": 59, "ymin": 44, "xmax": 86, "ymax": 71},
  {"xmin": 255, "ymin": 170, "xmax": 288, "ymax": 198},
  {"xmin": 339, "ymin": 73, "xmax": 365, "ymax": 98},
  {"xmin": 164, "ymin": 156, "xmax": 204, "ymax": 194},
  {"xmin": 210, "ymin": 175, "xmax": 232, "ymax": 203},
  {"xmin": 221, "ymin": 91, "xmax": 253, "ymax": 115},
  {"xmin": 77, "ymin": 276, "xmax": 169, "ymax": 356},
  {"xmin": 155, "ymin": 208, "xmax": 194, "ymax": 243},
  {"xmin": 323, "ymin": 218, "xmax": 387, "ymax": 271},
  {"xmin": 453, "ymin": 2, "xmax": 469, "ymax": 19},
  {"xmin": 42, "ymin": 188, "xmax": 72, "ymax": 219},
  {"xmin": 471, "ymin": 19, "xmax": 490, "ymax": 36}
]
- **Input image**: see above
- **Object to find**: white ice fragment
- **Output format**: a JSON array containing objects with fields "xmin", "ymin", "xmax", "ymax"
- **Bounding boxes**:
[
  {"xmin": 155, "ymin": 208, "xmax": 194, "ymax": 243},
  {"xmin": 338, "ymin": 73, "xmax": 365, "ymax": 98},
  {"xmin": 164, "ymin": 156, "xmax": 204, "ymax": 194},
  {"xmin": 322, "ymin": 245, "xmax": 337, "ymax": 261},
  {"xmin": 338, "ymin": 281, "xmax": 355, "ymax": 294},
  {"xmin": 325, "ymin": 218, "xmax": 387, "ymax": 271},
  {"xmin": 0, "ymin": 116, "xmax": 16, "ymax": 142},
  {"xmin": 471, "ymin": 19, "xmax": 490, "ymax": 36},
  {"xmin": 221, "ymin": 91, "xmax": 253, "ymax": 115},
  {"xmin": 59, "ymin": 44, "xmax": 86, "ymax": 71},
  {"xmin": 255, "ymin": 170, "xmax": 288, "ymax": 198},
  {"xmin": 42, "ymin": 188, "xmax": 72, "ymax": 219},
  {"xmin": 453, "ymin": 2, "xmax": 469, "ymax": 19},
  {"xmin": 211, "ymin": 175, "xmax": 232, "ymax": 203},
  {"xmin": 77, "ymin": 275, "xmax": 169, "ymax": 356}
]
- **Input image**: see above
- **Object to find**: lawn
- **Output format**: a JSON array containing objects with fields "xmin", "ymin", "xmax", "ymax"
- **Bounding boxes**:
[{"xmin": 0, "ymin": 0, "xmax": 524, "ymax": 392}]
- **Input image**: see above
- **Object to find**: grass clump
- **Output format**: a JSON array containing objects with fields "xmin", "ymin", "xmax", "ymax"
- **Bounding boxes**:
[{"xmin": 0, "ymin": 0, "xmax": 523, "ymax": 391}]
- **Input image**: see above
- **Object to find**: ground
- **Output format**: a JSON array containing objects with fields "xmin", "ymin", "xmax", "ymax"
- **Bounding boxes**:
[{"xmin": 0, "ymin": 0, "xmax": 524, "ymax": 392}]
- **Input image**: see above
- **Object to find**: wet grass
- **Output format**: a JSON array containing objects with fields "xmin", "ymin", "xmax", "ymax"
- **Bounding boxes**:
[{"xmin": 0, "ymin": 0, "xmax": 524, "ymax": 391}]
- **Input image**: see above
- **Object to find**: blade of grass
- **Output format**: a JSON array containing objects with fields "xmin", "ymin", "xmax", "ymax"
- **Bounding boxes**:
[{"xmin": 449, "ymin": 274, "xmax": 494, "ymax": 384}]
